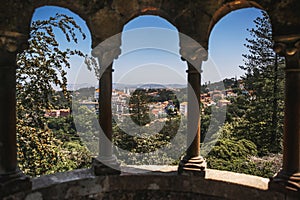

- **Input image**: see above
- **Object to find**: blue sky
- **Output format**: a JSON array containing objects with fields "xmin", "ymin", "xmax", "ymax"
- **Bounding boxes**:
[{"xmin": 31, "ymin": 6, "xmax": 263, "ymax": 86}]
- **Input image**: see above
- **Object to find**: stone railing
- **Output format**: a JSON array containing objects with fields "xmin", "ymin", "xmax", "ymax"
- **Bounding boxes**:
[{"xmin": 5, "ymin": 166, "xmax": 291, "ymax": 200}]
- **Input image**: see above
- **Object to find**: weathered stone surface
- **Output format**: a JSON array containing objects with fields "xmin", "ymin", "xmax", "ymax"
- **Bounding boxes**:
[
  {"xmin": 111, "ymin": 0, "xmax": 139, "ymax": 18},
  {"xmin": 0, "ymin": 166, "xmax": 287, "ymax": 200},
  {"xmin": 1, "ymin": 0, "xmax": 300, "ymax": 199},
  {"xmin": 92, "ymin": 157, "xmax": 121, "ymax": 176},
  {"xmin": 1, "ymin": 0, "xmax": 299, "ymax": 49}
]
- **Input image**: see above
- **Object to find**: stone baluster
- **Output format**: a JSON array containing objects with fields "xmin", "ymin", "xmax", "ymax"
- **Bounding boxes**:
[
  {"xmin": 269, "ymin": 35, "xmax": 300, "ymax": 196},
  {"xmin": 91, "ymin": 36, "xmax": 121, "ymax": 175},
  {"xmin": 0, "ymin": 31, "xmax": 31, "ymax": 197}
]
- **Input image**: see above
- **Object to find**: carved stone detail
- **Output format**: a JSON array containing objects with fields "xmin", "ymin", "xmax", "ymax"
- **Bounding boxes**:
[
  {"xmin": 92, "ymin": 156, "xmax": 121, "ymax": 175},
  {"xmin": 178, "ymin": 155, "xmax": 206, "ymax": 176},
  {"xmin": 179, "ymin": 33, "xmax": 207, "ymax": 72},
  {"xmin": 0, "ymin": 169, "xmax": 31, "ymax": 198},
  {"xmin": 270, "ymin": 170, "xmax": 300, "ymax": 193},
  {"xmin": 0, "ymin": 31, "xmax": 28, "ymax": 53},
  {"xmin": 273, "ymin": 35, "xmax": 300, "ymax": 56},
  {"xmin": 92, "ymin": 34, "xmax": 121, "ymax": 69},
  {"xmin": 270, "ymin": 34, "xmax": 300, "ymax": 196}
]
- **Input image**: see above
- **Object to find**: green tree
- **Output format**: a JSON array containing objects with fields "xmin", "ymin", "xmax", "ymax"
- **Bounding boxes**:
[
  {"xmin": 205, "ymin": 120, "xmax": 281, "ymax": 178},
  {"xmin": 72, "ymin": 104, "xmax": 99, "ymax": 155},
  {"xmin": 129, "ymin": 89, "xmax": 151, "ymax": 126},
  {"xmin": 17, "ymin": 13, "xmax": 86, "ymax": 125},
  {"xmin": 113, "ymin": 115, "xmax": 184, "ymax": 165},
  {"xmin": 238, "ymin": 11, "xmax": 285, "ymax": 155},
  {"xmin": 16, "ymin": 13, "xmax": 92, "ymax": 176},
  {"xmin": 204, "ymin": 11, "xmax": 285, "ymax": 177}
]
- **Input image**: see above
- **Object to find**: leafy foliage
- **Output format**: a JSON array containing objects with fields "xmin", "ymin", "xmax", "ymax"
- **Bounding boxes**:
[
  {"xmin": 72, "ymin": 104, "xmax": 99, "ymax": 155},
  {"xmin": 205, "ymin": 121, "xmax": 280, "ymax": 178},
  {"xmin": 17, "ymin": 121, "xmax": 61, "ymax": 175},
  {"xmin": 113, "ymin": 113, "xmax": 185, "ymax": 165},
  {"xmin": 204, "ymin": 11, "xmax": 284, "ymax": 177},
  {"xmin": 17, "ymin": 13, "xmax": 86, "ymax": 125},
  {"xmin": 129, "ymin": 89, "xmax": 152, "ymax": 126},
  {"xmin": 16, "ymin": 14, "xmax": 92, "ymax": 176},
  {"xmin": 239, "ymin": 11, "xmax": 285, "ymax": 155}
]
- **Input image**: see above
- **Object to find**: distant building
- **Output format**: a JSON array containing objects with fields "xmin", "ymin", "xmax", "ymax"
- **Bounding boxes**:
[
  {"xmin": 217, "ymin": 99, "xmax": 231, "ymax": 107},
  {"xmin": 225, "ymin": 89, "xmax": 238, "ymax": 98},
  {"xmin": 180, "ymin": 102, "xmax": 188, "ymax": 116},
  {"xmin": 94, "ymin": 88, "xmax": 100, "ymax": 100},
  {"xmin": 123, "ymin": 87, "xmax": 130, "ymax": 95},
  {"xmin": 79, "ymin": 101, "xmax": 99, "ymax": 111},
  {"xmin": 203, "ymin": 100, "xmax": 216, "ymax": 107},
  {"xmin": 45, "ymin": 109, "xmax": 70, "ymax": 117}
]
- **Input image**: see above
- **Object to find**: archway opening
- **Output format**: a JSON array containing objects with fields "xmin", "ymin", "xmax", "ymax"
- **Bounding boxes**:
[
  {"xmin": 17, "ymin": 5, "xmax": 93, "ymax": 177},
  {"xmin": 111, "ymin": 15, "xmax": 189, "ymax": 166},
  {"xmin": 203, "ymin": 7, "xmax": 284, "ymax": 178}
]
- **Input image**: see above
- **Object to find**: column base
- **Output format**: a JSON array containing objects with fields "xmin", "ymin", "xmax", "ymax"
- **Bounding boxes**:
[
  {"xmin": 0, "ymin": 169, "xmax": 31, "ymax": 198},
  {"xmin": 178, "ymin": 155, "xmax": 206, "ymax": 176},
  {"xmin": 92, "ymin": 156, "xmax": 121, "ymax": 175},
  {"xmin": 269, "ymin": 170, "xmax": 300, "ymax": 198}
]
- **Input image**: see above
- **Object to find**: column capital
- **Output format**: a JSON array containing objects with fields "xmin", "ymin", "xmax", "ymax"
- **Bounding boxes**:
[
  {"xmin": 0, "ymin": 31, "xmax": 28, "ymax": 53},
  {"xmin": 179, "ymin": 34, "xmax": 207, "ymax": 72},
  {"xmin": 92, "ymin": 35, "xmax": 121, "ymax": 68},
  {"xmin": 269, "ymin": 170, "xmax": 300, "ymax": 196},
  {"xmin": 185, "ymin": 61, "xmax": 203, "ymax": 74},
  {"xmin": 273, "ymin": 34, "xmax": 300, "ymax": 57}
]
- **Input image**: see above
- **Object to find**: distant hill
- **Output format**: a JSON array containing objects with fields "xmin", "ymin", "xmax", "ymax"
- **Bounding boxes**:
[
  {"xmin": 67, "ymin": 83, "xmax": 96, "ymax": 91},
  {"xmin": 67, "ymin": 78, "xmax": 237, "ymax": 91},
  {"xmin": 113, "ymin": 83, "xmax": 186, "ymax": 89},
  {"xmin": 202, "ymin": 78, "xmax": 238, "ymax": 91}
]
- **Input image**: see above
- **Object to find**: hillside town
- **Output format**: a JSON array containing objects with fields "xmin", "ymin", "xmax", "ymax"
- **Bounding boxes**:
[{"xmin": 46, "ymin": 78, "xmax": 249, "ymax": 119}]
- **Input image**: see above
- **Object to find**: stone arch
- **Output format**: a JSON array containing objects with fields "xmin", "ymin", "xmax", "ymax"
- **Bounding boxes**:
[
  {"xmin": 124, "ymin": 9, "xmax": 178, "ymax": 30},
  {"xmin": 24, "ymin": 4, "xmax": 94, "ymax": 83},
  {"xmin": 207, "ymin": 1, "xmax": 264, "ymax": 43},
  {"xmin": 89, "ymin": 6, "xmax": 178, "ymax": 48},
  {"xmin": 30, "ymin": 5, "xmax": 93, "ymax": 36},
  {"xmin": 28, "ymin": 1, "xmax": 122, "ymax": 48},
  {"xmin": 1, "ymin": 1, "xmax": 300, "ymax": 198}
]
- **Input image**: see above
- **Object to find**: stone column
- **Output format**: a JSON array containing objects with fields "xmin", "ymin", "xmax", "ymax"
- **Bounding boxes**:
[
  {"xmin": 0, "ymin": 31, "xmax": 31, "ymax": 197},
  {"xmin": 91, "ymin": 36, "xmax": 121, "ymax": 175},
  {"xmin": 178, "ymin": 35, "xmax": 207, "ymax": 176},
  {"xmin": 269, "ymin": 35, "xmax": 300, "ymax": 195},
  {"xmin": 178, "ymin": 61, "xmax": 206, "ymax": 176}
]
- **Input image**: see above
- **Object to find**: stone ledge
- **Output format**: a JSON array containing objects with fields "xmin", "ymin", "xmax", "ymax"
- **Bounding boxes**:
[
  {"xmin": 16, "ymin": 165, "xmax": 286, "ymax": 200},
  {"xmin": 121, "ymin": 165, "xmax": 269, "ymax": 190}
]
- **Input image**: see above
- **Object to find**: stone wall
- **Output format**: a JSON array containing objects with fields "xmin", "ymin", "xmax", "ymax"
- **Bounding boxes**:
[
  {"xmin": 2, "ymin": 0, "xmax": 300, "ymax": 47},
  {"xmin": 3, "ymin": 166, "xmax": 291, "ymax": 200}
]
